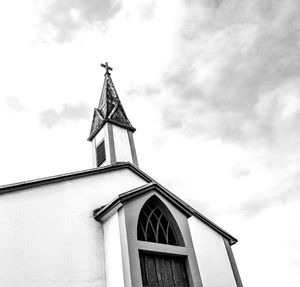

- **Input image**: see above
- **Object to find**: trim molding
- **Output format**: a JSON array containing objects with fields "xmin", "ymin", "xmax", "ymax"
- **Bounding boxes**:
[
  {"xmin": 223, "ymin": 237, "xmax": 243, "ymax": 287},
  {"xmin": 107, "ymin": 123, "xmax": 116, "ymax": 164},
  {"xmin": 127, "ymin": 130, "xmax": 138, "ymax": 167}
]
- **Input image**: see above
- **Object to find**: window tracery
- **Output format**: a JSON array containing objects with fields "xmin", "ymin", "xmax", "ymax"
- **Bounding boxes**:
[{"xmin": 137, "ymin": 198, "xmax": 180, "ymax": 246}]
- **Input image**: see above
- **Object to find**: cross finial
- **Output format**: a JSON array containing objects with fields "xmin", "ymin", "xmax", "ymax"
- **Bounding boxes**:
[{"xmin": 101, "ymin": 62, "xmax": 113, "ymax": 75}]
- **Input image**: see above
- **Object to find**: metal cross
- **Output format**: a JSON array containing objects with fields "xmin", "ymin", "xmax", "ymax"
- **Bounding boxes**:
[{"xmin": 101, "ymin": 62, "xmax": 113, "ymax": 74}]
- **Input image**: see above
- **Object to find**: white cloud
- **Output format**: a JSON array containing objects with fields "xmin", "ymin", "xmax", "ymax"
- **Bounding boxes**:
[
  {"xmin": 37, "ymin": 0, "xmax": 122, "ymax": 42},
  {"xmin": 39, "ymin": 103, "xmax": 90, "ymax": 128},
  {"xmin": 5, "ymin": 97, "xmax": 27, "ymax": 112}
]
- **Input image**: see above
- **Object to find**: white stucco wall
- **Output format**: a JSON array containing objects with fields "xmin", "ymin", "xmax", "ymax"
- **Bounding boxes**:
[
  {"xmin": 103, "ymin": 212, "xmax": 124, "ymax": 287},
  {"xmin": 0, "ymin": 168, "xmax": 147, "ymax": 287},
  {"xmin": 188, "ymin": 216, "xmax": 237, "ymax": 287},
  {"xmin": 113, "ymin": 125, "xmax": 132, "ymax": 163}
]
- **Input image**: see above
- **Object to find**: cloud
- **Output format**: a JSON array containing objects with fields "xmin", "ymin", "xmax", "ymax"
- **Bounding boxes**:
[
  {"xmin": 238, "ymin": 183, "xmax": 300, "ymax": 218},
  {"xmin": 5, "ymin": 97, "xmax": 26, "ymax": 112},
  {"xmin": 138, "ymin": 0, "xmax": 157, "ymax": 20},
  {"xmin": 232, "ymin": 167, "xmax": 251, "ymax": 178},
  {"xmin": 126, "ymin": 84, "xmax": 160, "ymax": 99},
  {"xmin": 152, "ymin": 0, "xmax": 300, "ymax": 219},
  {"xmin": 220, "ymin": 164, "xmax": 300, "ymax": 218},
  {"xmin": 38, "ymin": 0, "xmax": 122, "ymax": 42},
  {"xmin": 162, "ymin": 0, "xmax": 300, "ymax": 145},
  {"xmin": 39, "ymin": 102, "xmax": 90, "ymax": 128}
]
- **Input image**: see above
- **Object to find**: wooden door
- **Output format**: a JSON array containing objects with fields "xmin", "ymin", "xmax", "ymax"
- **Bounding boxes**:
[{"xmin": 139, "ymin": 253, "xmax": 190, "ymax": 287}]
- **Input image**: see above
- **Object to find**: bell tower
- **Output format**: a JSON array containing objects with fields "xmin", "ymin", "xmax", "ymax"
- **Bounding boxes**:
[{"xmin": 88, "ymin": 62, "xmax": 138, "ymax": 168}]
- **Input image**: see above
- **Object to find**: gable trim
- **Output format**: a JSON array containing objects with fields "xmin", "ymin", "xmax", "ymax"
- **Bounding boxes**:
[
  {"xmin": 93, "ymin": 182, "xmax": 238, "ymax": 245},
  {"xmin": 223, "ymin": 237, "xmax": 243, "ymax": 286}
]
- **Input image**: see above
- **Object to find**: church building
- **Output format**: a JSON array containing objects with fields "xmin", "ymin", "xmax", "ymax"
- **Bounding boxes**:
[{"xmin": 0, "ymin": 63, "xmax": 243, "ymax": 287}]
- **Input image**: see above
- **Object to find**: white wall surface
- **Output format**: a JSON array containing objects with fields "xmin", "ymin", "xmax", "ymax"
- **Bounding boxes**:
[
  {"xmin": 188, "ymin": 216, "xmax": 237, "ymax": 287},
  {"xmin": 113, "ymin": 125, "xmax": 133, "ymax": 163},
  {"xmin": 0, "ymin": 168, "xmax": 147, "ymax": 287},
  {"xmin": 95, "ymin": 126, "xmax": 105, "ymax": 146},
  {"xmin": 103, "ymin": 212, "xmax": 125, "ymax": 287}
]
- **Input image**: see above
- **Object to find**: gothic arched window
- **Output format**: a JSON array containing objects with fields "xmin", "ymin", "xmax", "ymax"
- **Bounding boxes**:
[{"xmin": 137, "ymin": 196, "xmax": 183, "ymax": 246}]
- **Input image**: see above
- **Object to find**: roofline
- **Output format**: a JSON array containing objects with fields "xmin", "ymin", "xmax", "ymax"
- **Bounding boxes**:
[
  {"xmin": 94, "ymin": 182, "xmax": 238, "ymax": 245},
  {"xmin": 0, "ymin": 162, "xmax": 152, "ymax": 195}
]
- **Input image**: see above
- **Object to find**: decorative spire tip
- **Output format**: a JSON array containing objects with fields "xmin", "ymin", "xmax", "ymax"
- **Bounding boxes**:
[{"xmin": 101, "ymin": 62, "xmax": 113, "ymax": 75}]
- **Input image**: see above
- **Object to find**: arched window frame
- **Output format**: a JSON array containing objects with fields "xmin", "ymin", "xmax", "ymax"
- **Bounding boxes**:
[
  {"xmin": 121, "ymin": 191, "xmax": 203, "ymax": 287},
  {"xmin": 137, "ymin": 195, "xmax": 185, "ymax": 246}
]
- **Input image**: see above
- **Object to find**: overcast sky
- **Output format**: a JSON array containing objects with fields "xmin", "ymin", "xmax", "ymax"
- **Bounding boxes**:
[{"xmin": 1, "ymin": 0, "xmax": 300, "ymax": 285}]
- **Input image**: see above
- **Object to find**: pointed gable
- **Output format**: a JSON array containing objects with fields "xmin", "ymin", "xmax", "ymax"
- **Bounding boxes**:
[
  {"xmin": 88, "ymin": 72, "xmax": 135, "ymax": 141},
  {"xmin": 88, "ymin": 109, "xmax": 103, "ymax": 139},
  {"xmin": 93, "ymin": 182, "xmax": 238, "ymax": 245}
]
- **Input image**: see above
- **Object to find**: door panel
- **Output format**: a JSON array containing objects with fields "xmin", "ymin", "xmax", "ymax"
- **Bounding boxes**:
[{"xmin": 140, "ymin": 253, "xmax": 189, "ymax": 287}]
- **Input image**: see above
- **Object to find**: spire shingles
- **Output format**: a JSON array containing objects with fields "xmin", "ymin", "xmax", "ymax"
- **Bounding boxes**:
[{"xmin": 88, "ymin": 66, "xmax": 135, "ymax": 141}]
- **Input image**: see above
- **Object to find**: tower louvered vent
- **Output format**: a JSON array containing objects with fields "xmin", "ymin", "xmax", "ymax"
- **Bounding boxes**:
[{"xmin": 96, "ymin": 141, "xmax": 106, "ymax": 167}]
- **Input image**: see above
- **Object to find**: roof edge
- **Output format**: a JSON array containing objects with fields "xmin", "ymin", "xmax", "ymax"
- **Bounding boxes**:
[
  {"xmin": 0, "ymin": 162, "xmax": 152, "ymax": 195},
  {"xmin": 87, "ymin": 118, "xmax": 136, "ymax": 141},
  {"xmin": 93, "ymin": 182, "xmax": 238, "ymax": 245}
]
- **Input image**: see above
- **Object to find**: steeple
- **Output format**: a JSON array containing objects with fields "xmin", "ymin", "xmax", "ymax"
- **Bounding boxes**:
[{"xmin": 88, "ymin": 62, "xmax": 138, "ymax": 168}]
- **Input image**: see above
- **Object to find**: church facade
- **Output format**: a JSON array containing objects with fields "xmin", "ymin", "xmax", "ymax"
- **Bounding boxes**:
[{"xmin": 0, "ymin": 63, "xmax": 243, "ymax": 287}]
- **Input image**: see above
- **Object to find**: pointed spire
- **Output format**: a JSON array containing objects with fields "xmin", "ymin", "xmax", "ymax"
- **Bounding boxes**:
[{"xmin": 88, "ymin": 63, "xmax": 135, "ymax": 141}]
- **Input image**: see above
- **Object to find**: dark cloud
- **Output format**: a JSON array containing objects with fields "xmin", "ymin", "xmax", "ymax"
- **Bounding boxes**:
[
  {"xmin": 5, "ymin": 97, "xmax": 26, "ymax": 112},
  {"xmin": 158, "ymin": 0, "xmax": 300, "ymax": 219},
  {"xmin": 39, "ymin": 0, "xmax": 122, "ymax": 42},
  {"xmin": 163, "ymin": 0, "xmax": 300, "ymax": 145},
  {"xmin": 39, "ymin": 102, "xmax": 89, "ymax": 128}
]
